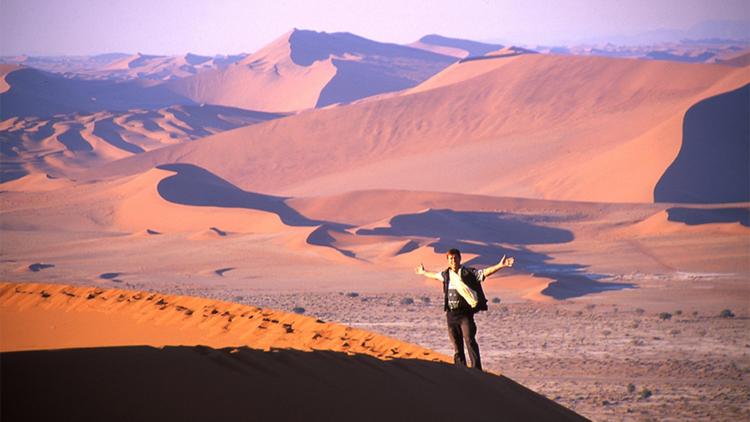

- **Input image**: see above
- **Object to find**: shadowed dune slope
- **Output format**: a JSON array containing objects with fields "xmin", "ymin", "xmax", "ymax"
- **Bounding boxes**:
[
  {"xmin": 1, "ymin": 346, "xmax": 587, "ymax": 422},
  {"xmin": 166, "ymin": 29, "xmax": 455, "ymax": 112},
  {"xmin": 82, "ymin": 54, "xmax": 749, "ymax": 202},
  {"xmin": 0, "ymin": 67, "xmax": 194, "ymax": 119},
  {"xmin": 654, "ymin": 83, "xmax": 749, "ymax": 204},
  {"xmin": 0, "ymin": 282, "xmax": 587, "ymax": 421}
]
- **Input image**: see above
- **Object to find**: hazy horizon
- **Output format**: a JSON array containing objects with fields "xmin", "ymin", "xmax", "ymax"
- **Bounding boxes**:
[{"xmin": 1, "ymin": 0, "xmax": 748, "ymax": 56}]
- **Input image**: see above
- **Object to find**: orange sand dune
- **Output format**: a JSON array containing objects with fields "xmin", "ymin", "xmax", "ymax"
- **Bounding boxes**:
[
  {"xmin": 0, "ymin": 64, "xmax": 20, "ymax": 93},
  {"xmin": 81, "ymin": 54, "xmax": 749, "ymax": 203},
  {"xmin": 0, "ymin": 282, "xmax": 442, "ymax": 357},
  {"xmin": 166, "ymin": 29, "xmax": 455, "ymax": 112},
  {"xmin": 0, "ymin": 283, "xmax": 585, "ymax": 421}
]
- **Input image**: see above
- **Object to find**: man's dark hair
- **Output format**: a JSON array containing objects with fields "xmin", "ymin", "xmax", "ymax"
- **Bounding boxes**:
[{"xmin": 446, "ymin": 248, "xmax": 461, "ymax": 258}]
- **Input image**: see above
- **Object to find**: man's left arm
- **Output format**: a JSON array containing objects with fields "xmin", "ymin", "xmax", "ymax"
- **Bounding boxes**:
[{"xmin": 481, "ymin": 255, "xmax": 515, "ymax": 278}]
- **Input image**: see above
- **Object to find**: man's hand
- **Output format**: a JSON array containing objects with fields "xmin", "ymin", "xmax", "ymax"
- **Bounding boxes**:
[
  {"xmin": 483, "ymin": 254, "xmax": 516, "ymax": 278},
  {"xmin": 415, "ymin": 263, "xmax": 426, "ymax": 275},
  {"xmin": 500, "ymin": 255, "xmax": 515, "ymax": 268}
]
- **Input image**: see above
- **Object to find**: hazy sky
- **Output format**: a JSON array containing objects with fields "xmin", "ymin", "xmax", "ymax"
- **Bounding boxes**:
[{"xmin": 1, "ymin": 0, "xmax": 748, "ymax": 55}]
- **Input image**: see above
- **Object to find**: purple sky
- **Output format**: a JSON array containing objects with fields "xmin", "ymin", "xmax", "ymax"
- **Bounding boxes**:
[{"xmin": 1, "ymin": 0, "xmax": 748, "ymax": 56}]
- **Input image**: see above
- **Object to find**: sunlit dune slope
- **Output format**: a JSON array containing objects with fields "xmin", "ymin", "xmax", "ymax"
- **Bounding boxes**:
[
  {"xmin": 0, "ymin": 282, "xmax": 442, "ymax": 357},
  {"xmin": 82, "ymin": 54, "xmax": 749, "ymax": 203},
  {"xmin": 166, "ymin": 28, "xmax": 455, "ymax": 112},
  {"xmin": 407, "ymin": 34, "xmax": 502, "ymax": 58}
]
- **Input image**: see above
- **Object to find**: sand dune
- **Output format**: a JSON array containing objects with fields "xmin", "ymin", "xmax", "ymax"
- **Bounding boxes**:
[
  {"xmin": 81, "ymin": 53, "xmax": 749, "ymax": 203},
  {"xmin": 0, "ymin": 282, "xmax": 442, "ymax": 356},
  {"xmin": 166, "ymin": 29, "xmax": 456, "ymax": 112},
  {"xmin": 0, "ymin": 104, "xmax": 284, "ymax": 182},
  {"xmin": 408, "ymin": 34, "xmax": 503, "ymax": 58},
  {"xmin": 101, "ymin": 52, "xmax": 246, "ymax": 80},
  {"xmin": 0, "ymin": 66, "xmax": 194, "ymax": 119},
  {"xmin": 0, "ymin": 282, "xmax": 586, "ymax": 421}
]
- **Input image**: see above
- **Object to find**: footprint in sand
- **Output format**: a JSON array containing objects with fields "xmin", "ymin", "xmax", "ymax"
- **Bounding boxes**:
[
  {"xmin": 215, "ymin": 267, "xmax": 234, "ymax": 276},
  {"xmin": 29, "ymin": 263, "xmax": 55, "ymax": 272},
  {"xmin": 209, "ymin": 227, "xmax": 227, "ymax": 236}
]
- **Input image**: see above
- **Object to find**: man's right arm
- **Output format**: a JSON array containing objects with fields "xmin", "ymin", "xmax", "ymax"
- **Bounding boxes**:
[{"xmin": 415, "ymin": 263, "xmax": 443, "ymax": 281}]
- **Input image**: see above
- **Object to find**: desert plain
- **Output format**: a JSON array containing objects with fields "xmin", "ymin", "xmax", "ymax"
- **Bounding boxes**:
[{"xmin": 1, "ymin": 29, "xmax": 749, "ymax": 421}]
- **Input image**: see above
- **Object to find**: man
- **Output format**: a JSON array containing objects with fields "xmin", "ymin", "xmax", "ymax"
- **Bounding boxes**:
[{"xmin": 416, "ymin": 249, "xmax": 514, "ymax": 371}]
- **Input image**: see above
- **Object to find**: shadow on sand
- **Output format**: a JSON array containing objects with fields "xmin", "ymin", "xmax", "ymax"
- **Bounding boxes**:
[
  {"xmin": 156, "ymin": 163, "xmax": 339, "ymax": 228},
  {"xmin": 654, "ymin": 84, "xmax": 749, "ymax": 205},
  {"xmin": 666, "ymin": 207, "xmax": 749, "ymax": 227},
  {"xmin": 1, "ymin": 345, "xmax": 586, "ymax": 422},
  {"xmin": 357, "ymin": 209, "xmax": 634, "ymax": 300}
]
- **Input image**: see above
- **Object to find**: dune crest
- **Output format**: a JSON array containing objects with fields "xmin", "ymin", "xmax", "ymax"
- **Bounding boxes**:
[{"xmin": 0, "ymin": 282, "xmax": 444, "ymax": 360}]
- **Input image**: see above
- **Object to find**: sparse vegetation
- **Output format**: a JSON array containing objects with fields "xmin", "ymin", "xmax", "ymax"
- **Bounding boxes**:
[
  {"xmin": 491, "ymin": 297, "xmax": 501, "ymax": 304},
  {"xmin": 627, "ymin": 383, "xmax": 636, "ymax": 394},
  {"xmin": 400, "ymin": 297, "xmax": 414, "ymax": 305},
  {"xmin": 419, "ymin": 296, "xmax": 431, "ymax": 304},
  {"xmin": 345, "ymin": 292, "xmax": 359, "ymax": 298},
  {"xmin": 639, "ymin": 388, "xmax": 653, "ymax": 399},
  {"xmin": 719, "ymin": 309, "xmax": 735, "ymax": 318},
  {"xmin": 669, "ymin": 329, "xmax": 681, "ymax": 336},
  {"xmin": 635, "ymin": 308, "xmax": 645, "ymax": 315},
  {"xmin": 658, "ymin": 312, "xmax": 672, "ymax": 321},
  {"xmin": 292, "ymin": 306, "xmax": 305, "ymax": 314},
  {"xmin": 674, "ymin": 309, "xmax": 682, "ymax": 316}
]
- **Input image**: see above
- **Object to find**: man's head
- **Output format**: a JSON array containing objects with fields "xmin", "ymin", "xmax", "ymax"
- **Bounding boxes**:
[{"xmin": 446, "ymin": 249, "xmax": 461, "ymax": 272}]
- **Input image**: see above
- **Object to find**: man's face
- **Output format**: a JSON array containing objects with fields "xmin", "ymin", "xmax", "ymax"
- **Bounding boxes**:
[{"xmin": 447, "ymin": 253, "xmax": 461, "ymax": 271}]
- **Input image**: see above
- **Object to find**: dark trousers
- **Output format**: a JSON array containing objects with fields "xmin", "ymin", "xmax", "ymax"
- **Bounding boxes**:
[{"xmin": 446, "ymin": 310, "xmax": 482, "ymax": 370}]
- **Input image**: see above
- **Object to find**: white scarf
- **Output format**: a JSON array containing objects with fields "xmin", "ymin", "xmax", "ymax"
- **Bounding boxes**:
[{"xmin": 448, "ymin": 267, "xmax": 478, "ymax": 308}]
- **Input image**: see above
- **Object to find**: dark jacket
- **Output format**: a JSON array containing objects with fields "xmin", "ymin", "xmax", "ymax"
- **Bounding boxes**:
[{"xmin": 441, "ymin": 267, "xmax": 488, "ymax": 313}]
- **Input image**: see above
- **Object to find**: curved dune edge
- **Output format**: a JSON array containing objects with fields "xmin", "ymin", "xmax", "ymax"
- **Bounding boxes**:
[{"xmin": 0, "ymin": 282, "xmax": 446, "ymax": 362}]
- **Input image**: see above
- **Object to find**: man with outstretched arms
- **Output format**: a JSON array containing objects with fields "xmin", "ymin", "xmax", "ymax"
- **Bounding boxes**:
[{"xmin": 416, "ymin": 249, "xmax": 514, "ymax": 370}]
